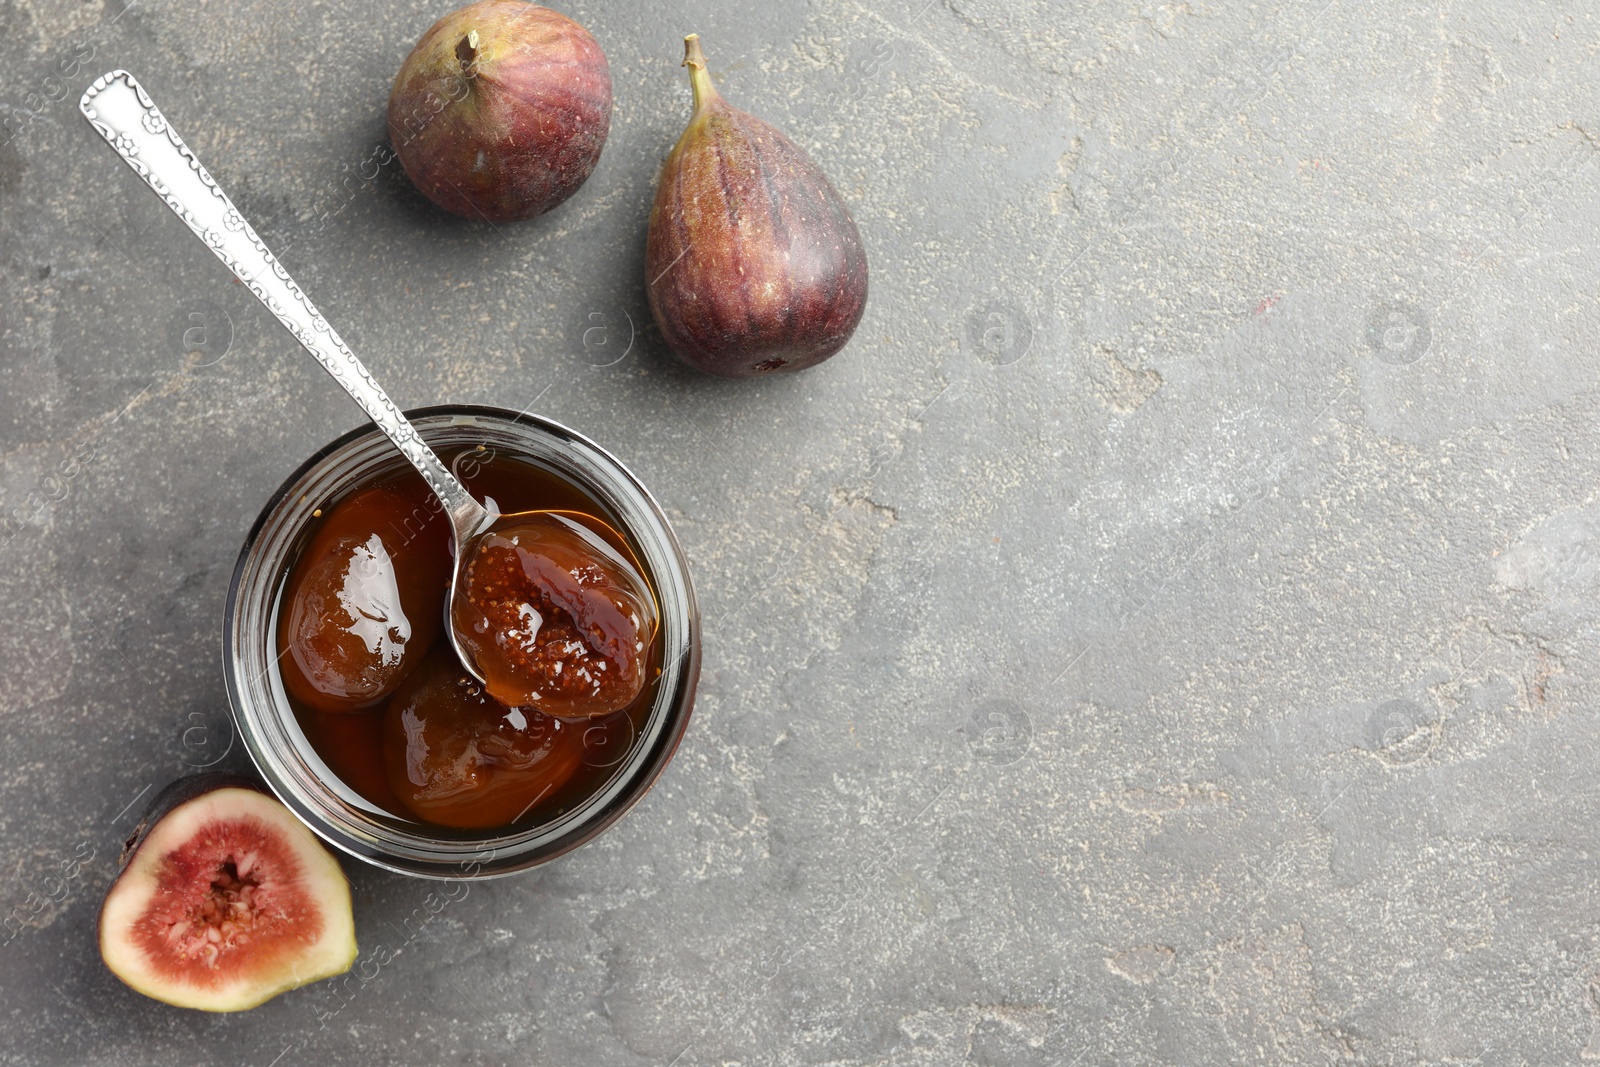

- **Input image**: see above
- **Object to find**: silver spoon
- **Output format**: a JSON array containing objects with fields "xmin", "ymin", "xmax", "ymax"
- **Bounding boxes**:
[{"xmin": 80, "ymin": 70, "xmax": 499, "ymax": 685}]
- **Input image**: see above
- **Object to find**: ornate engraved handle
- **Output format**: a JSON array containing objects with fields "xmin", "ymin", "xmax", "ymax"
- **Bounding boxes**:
[{"xmin": 79, "ymin": 70, "xmax": 491, "ymax": 537}]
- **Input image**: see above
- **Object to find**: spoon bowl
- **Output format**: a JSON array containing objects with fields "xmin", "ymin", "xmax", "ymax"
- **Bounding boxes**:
[{"xmin": 447, "ymin": 507, "xmax": 660, "ymax": 715}]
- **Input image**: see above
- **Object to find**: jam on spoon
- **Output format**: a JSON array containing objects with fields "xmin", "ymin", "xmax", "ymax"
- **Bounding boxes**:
[{"xmin": 452, "ymin": 512, "xmax": 658, "ymax": 717}]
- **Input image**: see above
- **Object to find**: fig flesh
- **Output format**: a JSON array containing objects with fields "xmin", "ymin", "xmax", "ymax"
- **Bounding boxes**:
[
  {"xmin": 388, "ymin": 0, "xmax": 612, "ymax": 222},
  {"xmin": 98, "ymin": 775, "xmax": 357, "ymax": 1012},
  {"xmin": 645, "ymin": 34, "xmax": 869, "ymax": 378}
]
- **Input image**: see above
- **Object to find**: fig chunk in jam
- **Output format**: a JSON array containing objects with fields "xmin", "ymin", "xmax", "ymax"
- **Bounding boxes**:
[
  {"xmin": 382, "ymin": 649, "xmax": 587, "ymax": 829},
  {"xmin": 279, "ymin": 487, "xmax": 450, "ymax": 713},
  {"xmin": 453, "ymin": 513, "xmax": 657, "ymax": 717}
]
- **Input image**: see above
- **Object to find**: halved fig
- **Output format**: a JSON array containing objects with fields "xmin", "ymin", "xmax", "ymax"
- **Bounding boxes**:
[{"xmin": 98, "ymin": 774, "xmax": 357, "ymax": 1012}]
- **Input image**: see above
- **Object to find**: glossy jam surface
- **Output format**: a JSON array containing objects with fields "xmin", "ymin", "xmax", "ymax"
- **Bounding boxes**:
[
  {"xmin": 454, "ymin": 513, "xmax": 657, "ymax": 716},
  {"xmin": 280, "ymin": 486, "xmax": 449, "ymax": 713},
  {"xmin": 382, "ymin": 649, "xmax": 588, "ymax": 829},
  {"xmin": 275, "ymin": 449, "xmax": 662, "ymax": 832}
]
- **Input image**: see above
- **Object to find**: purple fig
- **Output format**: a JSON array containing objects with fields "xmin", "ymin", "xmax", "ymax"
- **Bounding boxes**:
[
  {"xmin": 645, "ymin": 35, "xmax": 869, "ymax": 378},
  {"xmin": 387, "ymin": 0, "xmax": 612, "ymax": 222}
]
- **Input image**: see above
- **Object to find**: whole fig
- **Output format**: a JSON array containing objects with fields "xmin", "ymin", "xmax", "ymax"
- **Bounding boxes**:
[
  {"xmin": 388, "ymin": 0, "xmax": 612, "ymax": 222},
  {"xmin": 645, "ymin": 35, "xmax": 869, "ymax": 378}
]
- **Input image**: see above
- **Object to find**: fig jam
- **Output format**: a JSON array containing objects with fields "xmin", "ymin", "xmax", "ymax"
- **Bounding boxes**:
[
  {"xmin": 274, "ymin": 447, "xmax": 663, "ymax": 833},
  {"xmin": 453, "ymin": 513, "xmax": 656, "ymax": 716}
]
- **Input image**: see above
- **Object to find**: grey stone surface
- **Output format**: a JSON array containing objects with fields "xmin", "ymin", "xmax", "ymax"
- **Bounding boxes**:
[{"xmin": 4, "ymin": 0, "xmax": 1600, "ymax": 1062}]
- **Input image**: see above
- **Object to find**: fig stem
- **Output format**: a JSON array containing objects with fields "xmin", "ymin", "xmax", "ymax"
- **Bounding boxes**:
[
  {"xmin": 456, "ymin": 29, "xmax": 480, "ymax": 78},
  {"xmin": 682, "ymin": 33, "xmax": 718, "ymax": 111}
]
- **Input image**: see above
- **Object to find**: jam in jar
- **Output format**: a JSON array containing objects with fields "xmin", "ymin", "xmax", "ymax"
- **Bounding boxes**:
[{"xmin": 275, "ymin": 447, "xmax": 663, "ymax": 832}]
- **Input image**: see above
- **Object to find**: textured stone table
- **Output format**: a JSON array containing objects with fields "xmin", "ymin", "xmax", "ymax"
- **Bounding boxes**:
[{"xmin": 4, "ymin": 0, "xmax": 1600, "ymax": 1062}]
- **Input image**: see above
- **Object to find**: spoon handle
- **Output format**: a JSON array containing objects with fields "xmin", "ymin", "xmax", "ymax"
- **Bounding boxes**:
[{"xmin": 79, "ymin": 70, "xmax": 491, "ymax": 536}]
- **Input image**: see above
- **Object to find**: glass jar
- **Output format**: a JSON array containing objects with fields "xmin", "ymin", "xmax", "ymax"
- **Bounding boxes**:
[{"xmin": 224, "ymin": 406, "xmax": 699, "ymax": 879}]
